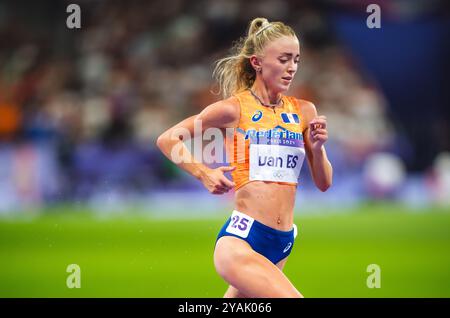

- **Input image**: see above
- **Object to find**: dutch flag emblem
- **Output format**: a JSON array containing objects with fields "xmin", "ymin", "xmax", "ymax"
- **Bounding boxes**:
[{"xmin": 281, "ymin": 113, "xmax": 300, "ymax": 124}]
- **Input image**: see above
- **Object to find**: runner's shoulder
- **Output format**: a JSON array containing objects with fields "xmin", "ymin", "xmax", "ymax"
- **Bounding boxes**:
[
  {"xmin": 197, "ymin": 96, "xmax": 240, "ymax": 128},
  {"xmin": 292, "ymin": 98, "xmax": 317, "ymax": 121}
]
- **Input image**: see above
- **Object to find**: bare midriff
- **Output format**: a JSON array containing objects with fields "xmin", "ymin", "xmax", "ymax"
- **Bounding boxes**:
[{"xmin": 234, "ymin": 181, "xmax": 296, "ymax": 231}]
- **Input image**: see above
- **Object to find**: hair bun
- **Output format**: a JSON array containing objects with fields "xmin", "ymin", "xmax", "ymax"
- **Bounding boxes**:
[{"xmin": 248, "ymin": 17, "xmax": 270, "ymax": 36}]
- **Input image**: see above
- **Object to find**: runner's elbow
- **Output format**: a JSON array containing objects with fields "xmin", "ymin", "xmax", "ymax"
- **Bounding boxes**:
[
  {"xmin": 316, "ymin": 180, "xmax": 331, "ymax": 192},
  {"xmin": 156, "ymin": 132, "xmax": 169, "ymax": 150}
]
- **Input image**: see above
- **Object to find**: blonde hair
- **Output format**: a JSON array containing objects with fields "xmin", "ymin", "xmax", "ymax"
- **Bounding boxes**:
[{"xmin": 213, "ymin": 17, "xmax": 297, "ymax": 98}]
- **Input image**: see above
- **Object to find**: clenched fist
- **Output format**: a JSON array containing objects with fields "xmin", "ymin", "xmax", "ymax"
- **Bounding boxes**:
[
  {"xmin": 199, "ymin": 166, "xmax": 236, "ymax": 195},
  {"xmin": 309, "ymin": 115, "xmax": 328, "ymax": 152}
]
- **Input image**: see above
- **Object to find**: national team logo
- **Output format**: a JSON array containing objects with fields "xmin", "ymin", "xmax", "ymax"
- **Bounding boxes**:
[
  {"xmin": 281, "ymin": 113, "xmax": 300, "ymax": 124},
  {"xmin": 251, "ymin": 110, "xmax": 263, "ymax": 122}
]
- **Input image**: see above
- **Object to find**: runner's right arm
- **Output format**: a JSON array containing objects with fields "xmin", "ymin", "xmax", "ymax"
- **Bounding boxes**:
[{"xmin": 156, "ymin": 98, "xmax": 240, "ymax": 194}]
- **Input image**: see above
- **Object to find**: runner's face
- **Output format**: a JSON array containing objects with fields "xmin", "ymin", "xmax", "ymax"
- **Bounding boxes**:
[{"xmin": 260, "ymin": 36, "xmax": 300, "ymax": 93}]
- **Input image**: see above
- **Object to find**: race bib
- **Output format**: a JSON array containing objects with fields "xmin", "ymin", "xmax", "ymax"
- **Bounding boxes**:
[
  {"xmin": 225, "ymin": 210, "xmax": 255, "ymax": 238},
  {"xmin": 249, "ymin": 137, "xmax": 305, "ymax": 183}
]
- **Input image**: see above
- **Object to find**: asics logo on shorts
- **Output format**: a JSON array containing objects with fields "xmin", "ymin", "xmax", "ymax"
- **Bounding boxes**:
[{"xmin": 283, "ymin": 242, "xmax": 292, "ymax": 253}]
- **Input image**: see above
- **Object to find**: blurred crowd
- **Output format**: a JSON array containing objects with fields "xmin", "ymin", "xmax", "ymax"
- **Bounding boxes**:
[{"xmin": 0, "ymin": 0, "xmax": 447, "ymax": 209}]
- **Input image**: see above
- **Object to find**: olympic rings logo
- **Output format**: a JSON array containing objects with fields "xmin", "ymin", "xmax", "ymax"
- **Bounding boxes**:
[{"xmin": 273, "ymin": 170, "xmax": 284, "ymax": 179}]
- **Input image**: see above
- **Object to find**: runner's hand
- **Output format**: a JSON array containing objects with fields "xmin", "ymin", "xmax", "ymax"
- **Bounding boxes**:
[
  {"xmin": 309, "ymin": 116, "xmax": 328, "ymax": 152},
  {"xmin": 200, "ymin": 166, "xmax": 236, "ymax": 195}
]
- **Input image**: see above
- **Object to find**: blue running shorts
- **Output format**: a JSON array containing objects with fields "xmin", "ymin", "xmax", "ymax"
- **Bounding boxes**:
[{"xmin": 215, "ymin": 210, "xmax": 298, "ymax": 264}]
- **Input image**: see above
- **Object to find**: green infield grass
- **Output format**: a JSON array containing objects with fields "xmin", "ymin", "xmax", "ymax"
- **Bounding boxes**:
[{"xmin": 1, "ymin": 203, "xmax": 449, "ymax": 297}]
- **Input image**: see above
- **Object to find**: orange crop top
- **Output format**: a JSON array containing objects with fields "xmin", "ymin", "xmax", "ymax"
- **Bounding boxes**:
[{"xmin": 226, "ymin": 90, "xmax": 306, "ymax": 190}]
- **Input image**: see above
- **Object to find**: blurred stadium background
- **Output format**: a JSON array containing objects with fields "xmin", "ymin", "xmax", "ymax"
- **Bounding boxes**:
[{"xmin": 0, "ymin": 0, "xmax": 449, "ymax": 297}]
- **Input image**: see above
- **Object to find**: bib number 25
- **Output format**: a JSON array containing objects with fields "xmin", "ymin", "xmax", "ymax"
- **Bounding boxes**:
[
  {"xmin": 231, "ymin": 215, "xmax": 249, "ymax": 231},
  {"xmin": 226, "ymin": 211, "xmax": 254, "ymax": 238}
]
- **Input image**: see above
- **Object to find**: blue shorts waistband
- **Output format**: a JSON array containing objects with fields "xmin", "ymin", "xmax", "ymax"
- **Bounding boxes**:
[{"xmin": 232, "ymin": 210, "xmax": 294, "ymax": 238}]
